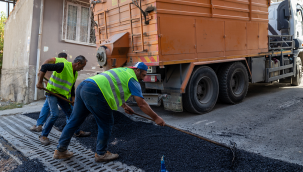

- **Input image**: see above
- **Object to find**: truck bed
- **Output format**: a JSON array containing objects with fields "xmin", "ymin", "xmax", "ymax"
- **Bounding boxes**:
[{"xmin": 93, "ymin": 0, "xmax": 270, "ymax": 68}]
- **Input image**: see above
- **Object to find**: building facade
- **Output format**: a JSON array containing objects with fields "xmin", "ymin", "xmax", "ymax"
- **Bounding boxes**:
[{"xmin": 1, "ymin": 0, "xmax": 101, "ymax": 103}]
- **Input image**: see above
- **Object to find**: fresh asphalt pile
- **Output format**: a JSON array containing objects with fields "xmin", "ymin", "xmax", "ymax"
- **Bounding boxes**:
[
  {"xmin": 0, "ymin": 136, "xmax": 48, "ymax": 172},
  {"xmin": 11, "ymin": 159, "xmax": 48, "ymax": 172},
  {"xmin": 24, "ymin": 111, "xmax": 303, "ymax": 172}
]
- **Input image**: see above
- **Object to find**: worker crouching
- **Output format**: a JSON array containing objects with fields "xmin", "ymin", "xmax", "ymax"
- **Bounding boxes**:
[{"xmin": 53, "ymin": 62, "xmax": 165, "ymax": 162}]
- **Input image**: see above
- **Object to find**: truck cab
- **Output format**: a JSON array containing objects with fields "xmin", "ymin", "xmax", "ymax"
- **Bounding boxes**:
[{"xmin": 269, "ymin": 0, "xmax": 303, "ymax": 53}]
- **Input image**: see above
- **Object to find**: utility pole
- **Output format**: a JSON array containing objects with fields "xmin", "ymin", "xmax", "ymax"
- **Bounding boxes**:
[{"xmin": 7, "ymin": 1, "xmax": 9, "ymax": 18}]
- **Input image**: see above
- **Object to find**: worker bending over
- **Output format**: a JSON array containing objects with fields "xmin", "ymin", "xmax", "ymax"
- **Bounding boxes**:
[
  {"xmin": 36, "ymin": 55, "xmax": 91, "ymax": 146},
  {"xmin": 53, "ymin": 62, "xmax": 165, "ymax": 162},
  {"xmin": 30, "ymin": 52, "xmax": 68, "ymax": 132}
]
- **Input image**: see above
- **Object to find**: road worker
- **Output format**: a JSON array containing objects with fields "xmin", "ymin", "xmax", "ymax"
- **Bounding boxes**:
[
  {"xmin": 53, "ymin": 62, "xmax": 165, "ymax": 162},
  {"xmin": 36, "ymin": 55, "xmax": 91, "ymax": 146},
  {"xmin": 30, "ymin": 52, "xmax": 69, "ymax": 132}
]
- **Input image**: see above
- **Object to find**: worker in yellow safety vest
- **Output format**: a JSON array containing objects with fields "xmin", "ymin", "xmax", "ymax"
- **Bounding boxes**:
[
  {"xmin": 53, "ymin": 62, "xmax": 165, "ymax": 162},
  {"xmin": 36, "ymin": 55, "xmax": 91, "ymax": 146},
  {"xmin": 30, "ymin": 52, "xmax": 69, "ymax": 132}
]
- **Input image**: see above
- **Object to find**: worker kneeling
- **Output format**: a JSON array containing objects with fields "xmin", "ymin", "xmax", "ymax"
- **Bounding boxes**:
[{"xmin": 53, "ymin": 62, "xmax": 165, "ymax": 162}]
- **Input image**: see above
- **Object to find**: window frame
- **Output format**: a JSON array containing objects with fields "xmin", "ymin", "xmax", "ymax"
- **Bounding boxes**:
[{"xmin": 63, "ymin": 2, "xmax": 96, "ymax": 47}]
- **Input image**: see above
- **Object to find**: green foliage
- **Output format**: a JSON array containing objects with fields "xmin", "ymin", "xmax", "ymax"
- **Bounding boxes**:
[
  {"xmin": 0, "ymin": 102, "xmax": 23, "ymax": 110},
  {"xmin": 0, "ymin": 12, "xmax": 7, "ymax": 73}
]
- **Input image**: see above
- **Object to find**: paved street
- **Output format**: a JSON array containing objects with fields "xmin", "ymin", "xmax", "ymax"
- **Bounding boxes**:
[
  {"xmin": 1, "ymin": 82, "xmax": 303, "ymax": 171},
  {"xmin": 129, "ymin": 82, "xmax": 303, "ymax": 166}
]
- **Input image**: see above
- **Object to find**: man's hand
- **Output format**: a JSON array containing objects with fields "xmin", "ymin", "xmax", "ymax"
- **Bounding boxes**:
[
  {"xmin": 124, "ymin": 106, "xmax": 134, "ymax": 115},
  {"xmin": 36, "ymin": 82, "xmax": 44, "ymax": 90},
  {"xmin": 122, "ymin": 103, "xmax": 134, "ymax": 115},
  {"xmin": 134, "ymin": 96, "xmax": 165, "ymax": 126},
  {"xmin": 154, "ymin": 116, "xmax": 165, "ymax": 126}
]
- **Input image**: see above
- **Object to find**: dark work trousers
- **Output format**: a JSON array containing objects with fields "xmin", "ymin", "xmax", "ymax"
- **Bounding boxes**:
[{"xmin": 57, "ymin": 80, "xmax": 114, "ymax": 155}]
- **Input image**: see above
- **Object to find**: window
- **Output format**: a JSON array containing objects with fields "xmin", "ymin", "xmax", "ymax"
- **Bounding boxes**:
[{"xmin": 63, "ymin": 1, "xmax": 96, "ymax": 46}]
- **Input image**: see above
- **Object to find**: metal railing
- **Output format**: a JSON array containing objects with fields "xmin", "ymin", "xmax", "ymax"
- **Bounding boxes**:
[{"xmin": 268, "ymin": 35, "xmax": 293, "ymax": 51}]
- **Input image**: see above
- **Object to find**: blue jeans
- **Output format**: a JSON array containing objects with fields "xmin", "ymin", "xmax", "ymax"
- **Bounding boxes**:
[
  {"xmin": 57, "ymin": 80, "xmax": 114, "ymax": 155},
  {"xmin": 37, "ymin": 96, "xmax": 72, "ymax": 126},
  {"xmin": 41, "ymin": 94, "xmax": 80, "ymax": 137},
  {"xmin": 36, "ymin": 96, "xmax": 50, "ymax": 126}
]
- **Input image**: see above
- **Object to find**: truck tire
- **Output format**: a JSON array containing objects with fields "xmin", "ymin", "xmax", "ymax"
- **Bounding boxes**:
[
  {"xmin": 218, "ymin": 62, "xmax": 249, "ymax": 104},
  {"xmin": 183, "ymin": 66, "xmax": 219, "ymax": 114},
  {"xmin": 291, "ymin": 58, "xmax": 302, "ymax": 86}
]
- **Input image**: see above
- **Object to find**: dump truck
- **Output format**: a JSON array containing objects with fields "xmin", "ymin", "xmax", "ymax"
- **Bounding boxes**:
[{"xmin": 91, "ymin": 0, "xmax": 301, "ymax": 114}]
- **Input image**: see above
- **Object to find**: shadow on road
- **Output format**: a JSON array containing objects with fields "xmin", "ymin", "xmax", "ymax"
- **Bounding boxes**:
[{"xmin": 135, "ymin": 82, "xmax": 303, "ymax": 117}]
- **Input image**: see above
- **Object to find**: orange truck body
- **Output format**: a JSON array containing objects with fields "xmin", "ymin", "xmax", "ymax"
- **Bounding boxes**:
[
  {"xmin": 93, "ymin": 0, "xmax": 270, "ymax": 68},
  {"xmin": 92, "ymin": 0, "xmax": 297, "ymax": 113}
]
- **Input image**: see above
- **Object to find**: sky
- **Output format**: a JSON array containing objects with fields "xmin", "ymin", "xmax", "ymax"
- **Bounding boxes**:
[{"xmin": 0, "ymin": 2, "xmax": 14, "ymax": 17}]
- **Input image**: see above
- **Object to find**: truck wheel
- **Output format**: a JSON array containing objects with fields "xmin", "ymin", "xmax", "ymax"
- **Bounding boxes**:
[
  {"xmin": 291, "ymin": 58, "xmax": 302, "ymax": 86},
  {"xmin": 218, "ymin": 62, "xmax": 249, "ymax": 104},
  {"xmin": 183, "ymin": 66, "xmax": 219, "ymax": 114}
]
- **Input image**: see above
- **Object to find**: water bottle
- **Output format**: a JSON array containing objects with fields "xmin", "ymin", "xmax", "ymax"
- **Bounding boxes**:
[{"xmin": 161, "ymin": 155, "xmax": 168, "ymax": 172}]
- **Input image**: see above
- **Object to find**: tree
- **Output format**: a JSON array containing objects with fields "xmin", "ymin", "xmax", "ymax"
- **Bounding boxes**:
[{"xmin": 0, "ymin": 12, "xmax": 7, "ymax": 74}]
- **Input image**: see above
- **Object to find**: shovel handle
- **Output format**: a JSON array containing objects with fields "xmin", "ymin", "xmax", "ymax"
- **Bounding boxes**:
[
  {"xmin": 43, "ymin": 77, "xmax": 49, "ymax": 81},
  {"xmin": 42, "ymin": 88, "xmax": 73, "ymax": 104}
]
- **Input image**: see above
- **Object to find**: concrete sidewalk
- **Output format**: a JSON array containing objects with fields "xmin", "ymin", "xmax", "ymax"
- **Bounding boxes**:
[{"xmin": 0, "ymin": 100, "xmax": 46, "ymax": 116}]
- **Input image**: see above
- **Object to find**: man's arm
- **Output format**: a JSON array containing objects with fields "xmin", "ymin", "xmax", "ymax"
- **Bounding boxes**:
[
  {"xmin": 36, "ymin": 71, "xmax": 46, "ymax": 89},
  {"xmin": 133, "ymin": 96, "xmax": 165, "ymax": 126},
  {"xmin": 36, "ymin": 58, "xmax": 57, "ymax": 89},
  {"xmin": 122, "ymin": 103, "xmax": 135, "ymax": 114},
  {"xmin": 42, "ymin": 57, "xmax": 56, "ymax": 65},
  {"xmin": 125, "ymin": 78, "xmax": 165, "ymax": 126},
  {"xmin": 36, "ymin": 63, "xmax": 64, "ymax": 90}
]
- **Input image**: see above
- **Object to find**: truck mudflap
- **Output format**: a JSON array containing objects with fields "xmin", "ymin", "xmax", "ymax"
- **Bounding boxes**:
[
  {"xmin": 162, "ymin": 93, "xmax": 183, "ymax": 112},
  {"xmin": 127, "ymin": 93, "xmax": 184, "ymax": 113},
  {"xmin": 127, "ymin": 93, "xmax": 167, "ymax": 106}
]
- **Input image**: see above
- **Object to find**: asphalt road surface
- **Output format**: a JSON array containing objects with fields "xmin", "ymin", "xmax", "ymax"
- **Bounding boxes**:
[
  {"xmin": 21, "ymin": 82, "xmax": 303, "ymax": 171},
  {"xmin": 129, "ymin": 82, "xmax": 303, "ymax": 167},
  {"xmin": 25, "ymin": 109, "xmax": 303, "ymax": 171},
  {"xmin": 1, "ymin": 74, "xmax": 302, "ymax": 171},
  {"xmin": 0, "ymin": 136, "xmax": 47, "ymax": 172}
]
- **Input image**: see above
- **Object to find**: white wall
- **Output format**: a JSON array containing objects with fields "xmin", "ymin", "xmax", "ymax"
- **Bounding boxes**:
[{"xmin": 1, "ymin": 0, "xmax": 35, "ymax": 103}]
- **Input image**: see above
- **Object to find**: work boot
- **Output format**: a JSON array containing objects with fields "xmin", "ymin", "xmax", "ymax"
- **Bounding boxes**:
[
  {"xmin": 95, "ymin": 151, "xmax": 119, "ymax": 162},
  {"xmin": 74, "ymin": 130, "xmax": 91, "ymax": 137},
  {"xmin": 30, "ymin": 125, "xmax": 42, "ymax": 132},
  {"xmin": 39, "ymin": 136, "xmax": 50, "ymax": 146},
  {"xmin": 53, "ymin": 150, "xmax": 73, "ymax": 159}
]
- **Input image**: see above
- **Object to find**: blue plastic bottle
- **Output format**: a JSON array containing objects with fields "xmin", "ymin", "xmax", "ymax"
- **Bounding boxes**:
[{"xmin": 161, "ymin": 155, "xmax": 168, "ymax": 172}]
